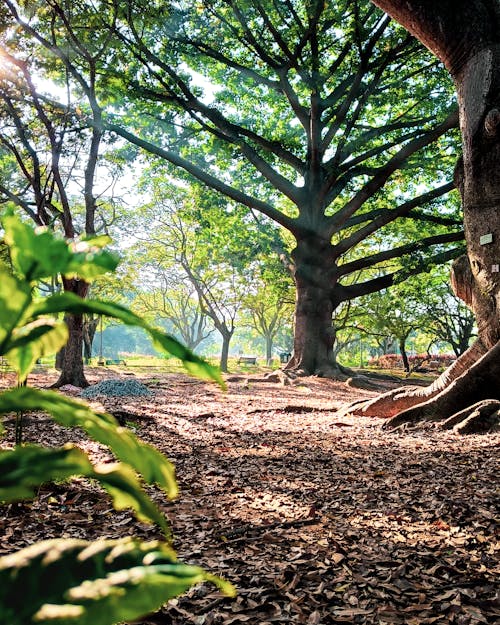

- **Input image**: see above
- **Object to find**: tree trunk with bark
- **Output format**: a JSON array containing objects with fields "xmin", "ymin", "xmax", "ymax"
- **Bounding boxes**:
[
  {"xmin": 83, "ymin": 315, "xmax": 99, "ymax": 363},
  {"xmin": 399, "ymin": 338, "xmax": 410, "ymax": 373},
  {"xmin": 285, "ymin": 236, "xmax": 346, "ymax": 378},
  {"xmin": 265, "ymin": 335, "xmax": 273, "ymax": 367},
  {"xmin": 52, "ymin": 278, "xmax": 90, "ymax": 388},
  {"xmin": 355, "ymin": 0, "xmax": 500, "ymax": 432},
  {"xmin": 219, "ymin": 329, "xmax": 232, "ymax": 373}
]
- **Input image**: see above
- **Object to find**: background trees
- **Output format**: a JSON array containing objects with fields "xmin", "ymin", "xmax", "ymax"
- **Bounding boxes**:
[
  {"xmin": 0, "ymin": 0, "xmax": 127, "ymax": 386},
  {"xmin": 240, "ymin": 259, "xmax": 295, "ymax": 365},
  {"xmin": 103, "ymin": 0, "xmax": 463, "ymax": 376},
  {"xmin": 128, "ymin": 182, "xmax": 286, "ymax": 371}
]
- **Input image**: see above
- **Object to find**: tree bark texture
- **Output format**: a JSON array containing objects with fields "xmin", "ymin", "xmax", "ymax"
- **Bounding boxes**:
[
  {"xmin": 220, "ymin": 332, "xmax": 231, "ymax": 373},
  {"xmin": 53, "ymin": 278, "xmax": 90, "ymax": 388},
  {"xmin": 364, "ymin": 0, "xmax": 500, "ymax": 429},
  {"xmin": 286, "ymin": 236, "xmax": 344, "ymax": 377},
  {"xmin": 265, "ymin": 336, "xmax": 273, "ymax": 367},
  {"xmin": 83, "ymin": 315, "xmax": 99, "ymax": 363}
]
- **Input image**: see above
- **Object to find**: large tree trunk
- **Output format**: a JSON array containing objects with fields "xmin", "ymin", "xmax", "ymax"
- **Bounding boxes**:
[
  {"xmin": 286, "ymin": 236, "xmax": 345, "ymax": 378},
  {"xmin": 52, "ymin": 278, "xmax": 90, "ymax": 388},
  {"xmin": 359, "ymin": 0, "xmax": 500, "ymax": 432}
]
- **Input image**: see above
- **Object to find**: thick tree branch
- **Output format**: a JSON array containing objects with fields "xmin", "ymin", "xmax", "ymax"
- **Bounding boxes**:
[
  {"xmin": 337, "ymin": 230, "xmax": 464, "ymax": 277},
  {"xmin": 335, "ymin": 245, "xmax": 464, "ymax": 303},
  {"xmin": 332, "ymin": 181, "xmax": 456, "ymax": 251},
  {"xmin": 329, "ymin": 108, "xmax": 459, "ymax": 228},
  {"xmin": 341, "ymin": 206, "xmax": 462, "ymax": 229},
  {"xmin": 107, "ymin": 123, "xmax": 299, "ymax": 234}
]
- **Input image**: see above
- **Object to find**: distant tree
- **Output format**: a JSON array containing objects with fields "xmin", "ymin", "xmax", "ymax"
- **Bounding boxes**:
[
  {"xmin": 357, "ymin": 286, "xmax": 425, "ymax": 371},
  {"xmin": 241, "ymin": 260, "xmax": 294, "ymax": 365},
  {"xmin": 411, "ymin": 270, "xmax": 476, "ymax": 357},
  {"xmin": 130, "ymin": 184, "xmax": 274, "ymax": 371},
  {"xmin": 132, "ymin": 269, "xmax": 214, "ymax": 352}
]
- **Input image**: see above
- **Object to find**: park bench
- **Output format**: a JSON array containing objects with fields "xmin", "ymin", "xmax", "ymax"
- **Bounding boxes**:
[
  {"xmin": 237, "ymin": 356, "xmax": 257, "ymax": 365},
  {"xmin": 105, "ymin": 359, "xmax": 127, "ymax": 366}
]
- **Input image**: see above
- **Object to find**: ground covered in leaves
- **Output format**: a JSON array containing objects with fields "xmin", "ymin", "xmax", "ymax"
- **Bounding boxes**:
[{"xmin": 1, "ymin": 369, "xmax": 499, "ymax": 624}]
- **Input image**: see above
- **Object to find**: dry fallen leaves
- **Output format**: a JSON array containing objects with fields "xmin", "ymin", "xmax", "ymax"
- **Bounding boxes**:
[{"xmin": 1, "ymin": 370, "xmax": 499, "ymax": 624}]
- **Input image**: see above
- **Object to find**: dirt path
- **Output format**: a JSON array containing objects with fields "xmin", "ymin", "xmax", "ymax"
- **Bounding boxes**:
[{"xmin": 1, "ymin": 371, "xmax": 499, "ymax": 624}]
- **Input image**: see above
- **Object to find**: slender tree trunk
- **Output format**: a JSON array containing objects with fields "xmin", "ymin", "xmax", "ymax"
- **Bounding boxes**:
[
  {"xmin": 399, "ymin": 338, "xmax": 410, "ymax": 372},
  {"xmin": 219, "ymin": 331, "xmax": 232, "ymax": 373},
  {"xmin": 265, "ymin": 335, "xmax": 273, "ymax": 366},
  {"xmin": 53, "ymin": 279, "xmax": 90, "ymax": 387},
  {"xmin": 83, "ymin": 316, "xmax": 99, "ymax": 363}
]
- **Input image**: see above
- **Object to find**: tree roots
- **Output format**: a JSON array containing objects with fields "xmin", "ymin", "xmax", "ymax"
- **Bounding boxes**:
[{"xmin": 344, "ymin": 341, "xmax": 500, "ymax": 435}]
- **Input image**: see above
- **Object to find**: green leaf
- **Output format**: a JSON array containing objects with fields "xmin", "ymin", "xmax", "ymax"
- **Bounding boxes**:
[
  {"xmin": 0, "ymin": 387, "xmax": 178, "ymax": 499},
  {"xmin": 0, "ymin": 445, "xmax": 94, "ymax": 502},
  {"xmin": 2, "ymin": 215, "xmax": 71, "ymax": 282},
  {"xmin": 31, "ymin": 293, "xmax": 225, "ymax": 386},
  {"xmin": 93, "ymin": 463, "xmax": 169, "ymax": 534},
  {"xmin": 66, "ymin": 237, "xmax": 119, "ymax": 280},
  {"xmin": 0, "ymin": 269, "xmax": 31, "ymax": 355},
  {"xmin": 0, "ymin": 537, "xmax": 235, "ymax": 625},
  {"xmin": 4, "ymin": 319, "xmax": 68, "ymax": 382},
  {"xmin": 0, "ymin": 445, "xmax": 169, "ymax": 534},
  {"xmin": 2, "ymin": 215, "xmax": 118, "ymax": 282}
]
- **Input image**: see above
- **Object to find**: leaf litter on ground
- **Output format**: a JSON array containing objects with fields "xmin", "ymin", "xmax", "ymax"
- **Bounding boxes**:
[{"xmin": 0, "ymin": 370, "xmax": 498, "ymax": 624}]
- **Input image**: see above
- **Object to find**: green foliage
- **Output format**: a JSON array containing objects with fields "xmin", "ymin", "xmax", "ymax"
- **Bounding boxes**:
[
  {"xmin": 0, "ymin": 444, "xmax": 169, "ymax": 533},
  {"xmin": 0, "ymin": 387, "xmax": 178, "ymax": 501},
  {"xmin": 3, "ymin": 214, "xmax": 118, "ymax": 283},
  {"xmin": 0, "ymin": 214, "xmax": 223, "ymax": 385},
  {"xmin": 0, "ymin": 215, "xmax": 234, "ymax": 624},
  {"xmin": 0, "ymin": 537, "xmax": 233, "ymax": 625}
]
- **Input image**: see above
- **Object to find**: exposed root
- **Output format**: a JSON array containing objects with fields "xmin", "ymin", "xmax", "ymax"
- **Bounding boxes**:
[
  {"xmin": 383, "ymin": 341, "xmax": 500, "ymax": 432},
  {"xmin": 345, "ymin": 340, "xmax": 489, "ymax": 418},
  {"xmin": 441, "ymin": 400, "xmax": 500, "ymax": 434}
]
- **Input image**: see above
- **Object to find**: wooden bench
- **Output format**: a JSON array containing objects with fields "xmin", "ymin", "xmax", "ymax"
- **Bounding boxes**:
[{"xmin": 237, "ymin": 356, "xmax": 257, "ymax": 365}]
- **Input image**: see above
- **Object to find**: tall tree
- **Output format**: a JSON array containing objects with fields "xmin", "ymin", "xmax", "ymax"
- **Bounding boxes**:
[
  {"xmin": 0, "ymin": 0, "xmax": 120, "ymax": 386},
  {"xmin": 241, "ymin": 260, "xmax": 294, "ymax": 365},
  {"xmin": 414, "ymin": 269, "xmax": 476, "ymax": 357},
  {"xmin": 358, "ymin": 287, "xmax": 425, "ymax": 371},
  {"xmin": 354, "ymin": 0, "xmax": 500, "ymax": 431},
  {"xmin": 130, "ymin": 184, "xmax": 265, "ymax": 371},
  {"xmin": 103, "ymin": 0, "xmax": 464, "ymax": 377}
]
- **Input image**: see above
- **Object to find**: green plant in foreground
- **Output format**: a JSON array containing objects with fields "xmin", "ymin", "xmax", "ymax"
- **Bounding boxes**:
[{"xmin": 0, "ymin": 214, "xmax": 234, "ymax": 625}]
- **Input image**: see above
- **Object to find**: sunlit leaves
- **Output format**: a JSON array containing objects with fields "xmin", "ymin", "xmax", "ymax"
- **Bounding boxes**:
[
  {"xmin": 0, "ymin": 537, "xmax": 235, "ymax": 625},
  {"xmin": 0, "ymin": 444, "xmax": 169, "ymax": 533},
  {"xmin": 0, "ymin": 387, "xmax": 178, "ymax": 501},
  {"xmin": 3, "ymin": 214, "xmax": 119, "ymax": 283}
]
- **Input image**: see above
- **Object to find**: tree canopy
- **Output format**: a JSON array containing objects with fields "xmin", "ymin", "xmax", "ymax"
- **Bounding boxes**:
[{"xmin": 0, "ymin": 0, "xmax": 467, "ymax": 376}]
